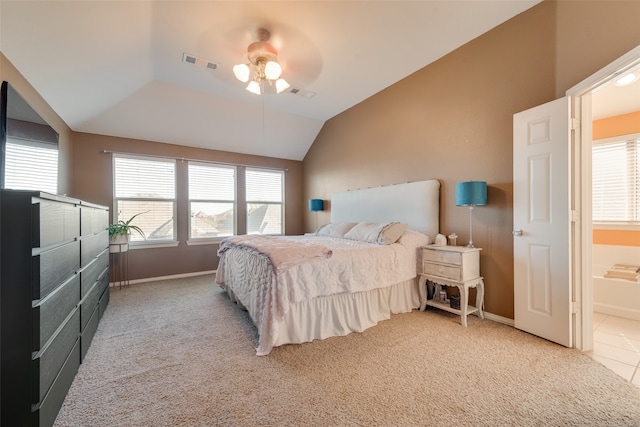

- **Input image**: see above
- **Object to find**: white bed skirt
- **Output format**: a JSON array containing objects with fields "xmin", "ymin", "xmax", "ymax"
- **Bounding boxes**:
[{"xmin": 272, "ymin": 278, "xmax": 420, "ymax": 349}]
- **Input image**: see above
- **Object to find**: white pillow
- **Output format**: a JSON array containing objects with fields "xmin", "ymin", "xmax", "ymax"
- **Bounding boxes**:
[
  {"xmin": 343, "ymin": 222, "xmax": 407, "ymax": 245},
  {"xmin": 315, "ymin": 222, "xmax": 357, "ymax": 238}
]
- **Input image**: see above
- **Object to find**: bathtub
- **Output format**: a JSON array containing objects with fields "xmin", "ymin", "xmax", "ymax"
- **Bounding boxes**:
[{"xmin": 593, "ymin": 244, "xmax": 640, "ymax": 321}]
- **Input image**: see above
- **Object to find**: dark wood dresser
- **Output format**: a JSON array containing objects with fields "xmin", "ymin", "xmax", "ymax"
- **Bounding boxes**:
[{"xmin": 0, "ymin": 190, "xmax": 109, "ymax": 426}]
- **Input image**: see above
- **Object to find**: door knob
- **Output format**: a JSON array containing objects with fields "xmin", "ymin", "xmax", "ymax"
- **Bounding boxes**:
[{"xmin": 512, "ymin": 229, "xmax": 523, "ymax": 237}]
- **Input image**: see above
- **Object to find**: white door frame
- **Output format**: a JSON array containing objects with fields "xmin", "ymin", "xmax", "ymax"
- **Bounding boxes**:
[{"xmin": 566, "ymin": 45, "xmax": 640, "ymax": 351}]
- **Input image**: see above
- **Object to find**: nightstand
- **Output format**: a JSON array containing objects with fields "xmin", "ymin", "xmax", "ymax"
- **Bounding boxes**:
[{"xmin": 418, "ymin": 245, "xmax": 484, "ymax": 326}]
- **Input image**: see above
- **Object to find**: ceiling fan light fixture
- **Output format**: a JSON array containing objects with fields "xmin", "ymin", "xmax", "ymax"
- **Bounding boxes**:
[
  {"xmin": 246, "ymin": 80, "xmax": 261, "ymax": 95},
  {"xmin": 233, "ymin": 29, "xmax": 287, "ymax": 95},
  {"xmin": 276, "ymin": 78, "xmax": 290, "ymax": 94},
  {"xmin": 264, "ymin": 61, "xmax": 282, "ymax": 80},
  {"xmin": 233, "ymin": 64, "xmax": 250, "ymax": 82}
]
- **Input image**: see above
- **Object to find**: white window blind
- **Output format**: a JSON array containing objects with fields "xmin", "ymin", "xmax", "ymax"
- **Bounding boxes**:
[
  {"xmin": 113, "ymin": 155, "xmax": 176, "ymax": 242},
  {"xmin": 188, "ymin": 163, "xmax": 236, "ymax": 238},
  {"xmin": 246, "ymin": 168, "xmax": 284, "ymax": 235},
  {"xmin": 5, "ymin": 137, "xmax": 58, "ymax": 193},
  {"xmin": 592, "ymin": 135, "xmax": 640, "ymax": 222}
]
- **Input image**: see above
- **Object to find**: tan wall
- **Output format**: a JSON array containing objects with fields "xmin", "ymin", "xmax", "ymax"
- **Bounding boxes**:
[
  {"xmin": 70, "ymin": 132, "xmax": 303, "ymax": 280},
  {"xmin": 1, "ymin": 53, "xmax": 73, "ymax": 194},
  {"xmin": 554, "ymin": 1, "xmax": 640, "ymax": 98},
  {"xmin": 302, "ymin": 1, "xmax": 640, "ymax": 319}
]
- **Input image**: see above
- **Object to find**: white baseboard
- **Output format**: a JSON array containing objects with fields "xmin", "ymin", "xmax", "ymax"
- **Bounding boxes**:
[
  {"xmin": 594, "ymin": 303, "xmax": 640, "ymax": 322},
  {"xmin": 110, "ymin": 270, "xmax": 216, "ymax": 287},
  {"xmin": 483, "ymin": 311, "xmax": 515, "ymax": 327}
]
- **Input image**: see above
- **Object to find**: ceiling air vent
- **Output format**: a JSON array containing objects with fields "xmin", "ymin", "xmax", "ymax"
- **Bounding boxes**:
[
  {"xmin": 182, "ymin": 53, "xmax": 218, "ymax": 71},
  {"xmin": 289, "ymin": 88, "xmax": 316, "ymax": 99}
]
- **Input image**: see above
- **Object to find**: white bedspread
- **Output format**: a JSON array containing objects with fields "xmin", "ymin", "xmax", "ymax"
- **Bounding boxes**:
[{"xmin": 216, "ymin": 230, "xmax": 429, "ymax": 354}]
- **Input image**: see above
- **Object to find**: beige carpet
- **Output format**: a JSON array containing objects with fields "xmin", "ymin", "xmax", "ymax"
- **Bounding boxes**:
[{"xmin": 54, "ymin": 275, "xmax": 640, "ymax": 426}]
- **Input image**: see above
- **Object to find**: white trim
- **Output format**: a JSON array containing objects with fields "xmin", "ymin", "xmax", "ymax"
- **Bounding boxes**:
[
  {"xmin": 567, "ymin": 45, "xmax": 640, "ymax": 96},
  {"xmin": 594, "ymin": 302, "xmax": 640, "ymax": 322},
  {"xmin": 186, "ymin": 238, "xmax": 223, "ymax": 246},
  {"xmin": 566, "ymin": 43, "xmax": 640, "ymax": 352},
  {"xmin": 129, "ymin": 241, "xmax": 180, "ymax": 250},
  {"xmin": 593, "ymin": 222, "xmax": 640, "ymax": 231},
  {"xmin": 110, "ymin": 270, "xmax": 216, "ymax": 287},
  {"xmin": 482, "ymin": 311, "xmax": 514, "ymax": 327}
]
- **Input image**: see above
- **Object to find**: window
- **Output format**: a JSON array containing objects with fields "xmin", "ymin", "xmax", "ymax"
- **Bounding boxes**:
[
  {"xmin": 5, "ymin": 137, "xmax": 58, "ymax": 193},
  {"xmin": 188, "ymin": 162, "xmax": 236, "ymax": 239},
  {"xmin": 113, "ymin": 155, "xmax": 176, "ymax": 242},
  {"xmin": 246, "ymin": 168, "xmax": 284, "ymax": 235},
  {"xmin": 592, "ymin": 135, "xmax": 640, "ymax": 222}
]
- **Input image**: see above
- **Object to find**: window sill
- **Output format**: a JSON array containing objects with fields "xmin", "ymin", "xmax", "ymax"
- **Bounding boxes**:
[
  {"xmin": 186, "ymin": 238, "xmax": 224, "ymax": 246},
  {"xmin": 129, "ymin": 241, "xmax": 180, "ymax": 250},
  {"xmin": 593, "ymin": 222, "xmax": 640, "ymax": 231}
]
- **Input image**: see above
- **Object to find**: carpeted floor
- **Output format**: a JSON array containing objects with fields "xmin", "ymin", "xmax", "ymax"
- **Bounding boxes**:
[{"xmin": 54, "ymin": 274, "xmax": 640, "ymax": 426}]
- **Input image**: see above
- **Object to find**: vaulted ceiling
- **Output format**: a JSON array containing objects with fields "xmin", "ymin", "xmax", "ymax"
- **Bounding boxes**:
[{"xmin": 1, "ymin": 1, "xmax": 542, "ymax": 160}]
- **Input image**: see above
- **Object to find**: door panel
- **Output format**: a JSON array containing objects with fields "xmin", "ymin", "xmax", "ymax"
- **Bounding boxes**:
[{"xmin": 513, "ymin": 96, "xmax": 572, "ymax": 347}]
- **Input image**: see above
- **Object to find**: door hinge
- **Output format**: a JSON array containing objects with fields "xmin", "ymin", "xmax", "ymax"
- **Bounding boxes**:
[
  {"xmin": 570, "ymin": 210, "xmax": 578, "ymax": 222},
  {"xmin": 571, "ymin": 301, "xmax": 578, "ymax": 314},
  {"xmin": 570, "ymin": 117, "xmax": 578, "ymax": 130}
]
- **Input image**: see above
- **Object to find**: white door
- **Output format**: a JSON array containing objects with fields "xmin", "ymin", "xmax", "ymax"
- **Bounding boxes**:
[{"xmin": 513, "ymin": 97, "xmax": 572, "ymax": 347}]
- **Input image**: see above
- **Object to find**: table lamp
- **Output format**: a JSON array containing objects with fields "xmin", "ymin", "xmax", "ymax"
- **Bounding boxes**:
[
  {"xmin": 309, "ymin": 198, "xmax": 323, "ymax": 231},
  {"xmin": 455, "ymin": 181, "xmax": 487, "ymax": 248}
]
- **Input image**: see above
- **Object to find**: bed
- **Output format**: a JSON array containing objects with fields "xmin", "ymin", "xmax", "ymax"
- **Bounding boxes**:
[{"xmin": 215, "ymin": 179, "xmax": 440, "ymax": 355}]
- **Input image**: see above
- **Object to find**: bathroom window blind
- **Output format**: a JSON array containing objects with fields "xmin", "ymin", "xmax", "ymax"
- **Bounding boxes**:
[{"xmin": 592, "ymin": 135, "xmax": 640, "ymax": 222}]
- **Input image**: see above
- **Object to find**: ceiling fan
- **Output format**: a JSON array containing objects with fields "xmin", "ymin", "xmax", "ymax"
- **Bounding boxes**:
[{"xmin": 232, "ymin": 28, "xmax": 289, "ymax": 95}]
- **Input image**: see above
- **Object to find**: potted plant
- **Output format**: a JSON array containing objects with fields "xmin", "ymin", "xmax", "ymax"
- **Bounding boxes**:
[{"xmin": 108, "ymin": 212, "xmax": 146, "ymax": 244}]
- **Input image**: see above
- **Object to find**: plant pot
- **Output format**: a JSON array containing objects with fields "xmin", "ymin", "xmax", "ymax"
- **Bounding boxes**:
[
  {"xmin": 110, "ymin": 234, "xmax": 129, "ymax": 245},
  {"xmin": 109, "ymin": 234, "xmax": 130, "ymax": 253}
]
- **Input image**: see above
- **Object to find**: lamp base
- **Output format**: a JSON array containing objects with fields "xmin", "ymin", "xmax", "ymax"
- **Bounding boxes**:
[{"xmin": 465, "ymin": 243, "xmax": 475, "ymax": 248}]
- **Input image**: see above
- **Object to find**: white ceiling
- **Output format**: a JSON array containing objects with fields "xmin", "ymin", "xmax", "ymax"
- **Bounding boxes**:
[
  {"xmin": 592, "ymin": 68, "xmax": 640, "ymax": 120},
  {"xmin": 0, "ymin": 1, "xmax": 543, "ymax": 161}
]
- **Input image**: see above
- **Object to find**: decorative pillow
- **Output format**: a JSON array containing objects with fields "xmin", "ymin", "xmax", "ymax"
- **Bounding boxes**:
[
  {"xmin": 314, "ymin": 222, "xmax": 357, "ymax": 238},
  {"xmin": 343, "ymin": 222, "xmax": 407, "ymax": 245},
  {"xmin": 397, "ymin": 229, "xmax": 431, "ymax": 247}
]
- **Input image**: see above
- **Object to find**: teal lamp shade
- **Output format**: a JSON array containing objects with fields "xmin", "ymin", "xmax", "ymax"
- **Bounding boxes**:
[
  {"xmin": 455, "ymin": 181, "xmax": 487, "ymax": 248},
  {"xmin": 456, "ymin": 181, "xmax": 487, "ymax": 207},
  {"xmin": 309, "ymin": 199, "xmax": 324, "ymax": 212}
]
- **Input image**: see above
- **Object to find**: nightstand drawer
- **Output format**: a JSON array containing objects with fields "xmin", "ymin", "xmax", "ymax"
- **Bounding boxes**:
[
  {"xmin": 423, "ymin": 262, "xmax": 463, "ymax": 280},
  {"xmin": 422, "ymin": 248, "xmax": 462, "ymax": 266}
]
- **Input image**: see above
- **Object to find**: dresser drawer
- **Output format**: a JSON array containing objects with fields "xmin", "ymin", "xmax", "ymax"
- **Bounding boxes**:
[
  {"xmin": 33, "ymin": 309, "xmax": 80, "ymax": 403},
  {"xmin": 80, "ymin": 249, "xmax": 108, "ymax": 298},
  {"xmin": 422, "ymin": 248, "xmax": 462, "ymax": 266},
  {"xmin": 33, "ymin": 198, "xmax": 80, "ymax": 249},
  {"xmin": 423, "ymin": 262, "xmax": 463, "ymax": 280},
  {"xmin": 32, "ymin": 240, "xmax": 80, "ymax": 299},
  {"xmin": 99, "ymin": 286, "xmax": 110, "ymax": 319},
  {"xmin": 80, "ymin": 206, "xmax": 108, "ymax": 237},
  {"xmin": 80, "ymin": 230, "xmax": 108, "ymax": 268},
  {"xmin": 80, "ymin": 281, "xmax": 102, "ymax": 331},
  {"xmin": 34, "ymin": 339, "xmax": 80, "ymax": 427},
  {"xmin": 33, "ymin": 274, "xmax": 80, "ymax": 351},
  {"xmin": 81, "ymin": 304, "xmax": 100, "ymax": 361},
  {"xmin": 98, "ymin": 271, "xmax": 109, "ymax": 295}
]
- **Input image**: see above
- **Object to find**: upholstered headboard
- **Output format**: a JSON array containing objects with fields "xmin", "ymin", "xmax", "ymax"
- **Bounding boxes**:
[{"xmin": 330, "ymin": 179, "xmax": 440, "ymax": 239}]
